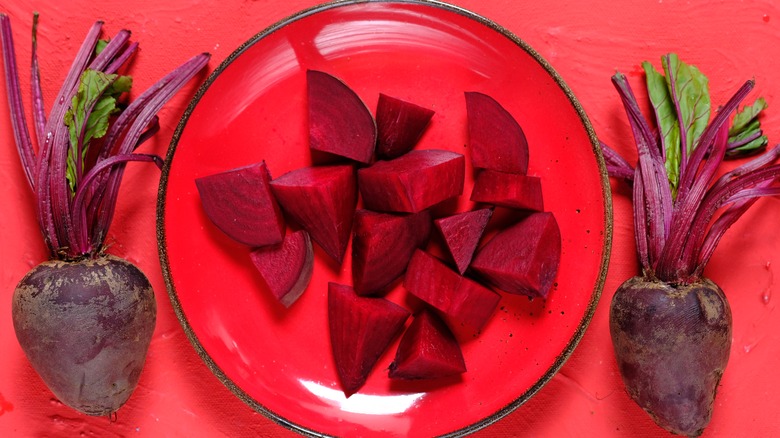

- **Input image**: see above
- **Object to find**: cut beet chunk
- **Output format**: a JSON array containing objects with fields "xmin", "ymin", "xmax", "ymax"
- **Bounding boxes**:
[
  {"xmin": 328, "ymin": 283, "xmax": 411, "ymax": 395},
  {"xmin": 249, "ymin": 230, "xmax": 314, "ymax": 307},
  {"xmin": 404, "ymin": 249, "xmax": 500, "ymax": 331},
  {"xmin": 434, "ymin": 208, "xmax": 493, "ymax": 274},
  {"xmin": 352, "ymin": 209, "xmax": 432, "ymax": 296},
  {"xmin": 308, "ymin": 70, "xmax": 377, "ymax": 164},
  {"xmin": 358, "ymin": 150, "xmax": 465, "ymax": 213},
  {"xmin": 465, "ymin": 91, "xmax": 529, "ymax": 174},
  {"xmin": 375, "ymin": 94, "xmax": 435, "ymax": 159},
  {"xmin": 389, "ymin": 309, "xmax": 466, "ymax": 380},
  {"xmin": 270, "ymin": 165, "xmax": 357, "ymax": 264},
  {"xmin": 470, "ymin": 170, "xmax": 544, "ymax": 211},
  {"xmin": 195, "ymin": 162, "xmax": 285, "ymax": 247},
  {"xmin": 471, "ymin": 212, "xmax": 561, "ymax": 298}
]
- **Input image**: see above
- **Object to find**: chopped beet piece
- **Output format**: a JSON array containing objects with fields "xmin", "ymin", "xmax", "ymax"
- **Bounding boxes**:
[
  {"xmin": 388, "ymin": 309, "xmax": 466, "ymax": 380},
  {"xmin": 352, "ymin": 209, "xmax": 432, "ymax": 296},
  {"xmin": 470, "ymin": 170, "xmax": 544, "ymax": 211},
  {"xmin": 471, "ymin": 212, "xmax": 561, "ymax": 298},
  {"xmin": 375, "ymin": 93, "xmax": 435, "ymax": 159},
  {"xmin": 465, "ymin": 91, "xmax": 529, "ymax": 174},
  {"xmin": 307, "ymin": 70, "xmax": 376, "ymax": 164},
  {"xmin": 328, "ymin": 282, "xmax": 411, "ymax": 396},
  {"xmin": 195, "ymin": 162, "xmax": 285, "ymax": 247},
  {"xmin": 249, "ymin": 230, "xmax": 313, "ymax": 308},
  {"xmin": 404, "ymin": 249, "xmax": 500, "ymax": 331},
  {"xmin": 434, "ymin": 208, "xmax": 493, "ymax": 274},
  {"xmin": 357, "ymin": 149, "xmax": 465, "ymax": 213},
  {"xmin": 270, "ymin": 165, "xmax": 357, "ymax": 264}
]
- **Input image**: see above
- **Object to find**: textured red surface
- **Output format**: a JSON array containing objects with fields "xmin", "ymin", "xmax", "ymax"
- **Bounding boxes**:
[{"xmin": 1, "ymin": 0, "xmax": 780, "ymax": 436}]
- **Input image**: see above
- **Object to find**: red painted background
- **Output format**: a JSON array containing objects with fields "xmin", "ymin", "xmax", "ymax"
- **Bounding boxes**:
[{"xmin": 2, "ymin": 0, "xmax": 780, "ymax": 436}]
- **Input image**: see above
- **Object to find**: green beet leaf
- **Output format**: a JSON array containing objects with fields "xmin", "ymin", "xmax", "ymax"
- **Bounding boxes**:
[
  {"xmin": 662, "ymin": 54, "xmax": 710, "ymax": 163},
  {"xmin": 643, "ymin": 61, "xmax": 682, "ymax": 195},
  {"xmin": 63, "ymin": 69, "xmax": 132, "ymax": 193}
]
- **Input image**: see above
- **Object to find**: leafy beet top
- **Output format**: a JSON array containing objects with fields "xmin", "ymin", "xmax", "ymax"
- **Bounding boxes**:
[
  {"xmin": 0, "ymin": 14, "xmax": 210, "ymax": 260},
  {"xmin": 601, "ymin": 53, "xmax": 780, "ymax": 284}
]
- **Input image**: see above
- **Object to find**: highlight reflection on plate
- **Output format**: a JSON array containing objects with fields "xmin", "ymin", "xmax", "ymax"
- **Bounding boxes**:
[{"xmin": 158, "ymin": 1, "xmax": 612, "ymax": 436}]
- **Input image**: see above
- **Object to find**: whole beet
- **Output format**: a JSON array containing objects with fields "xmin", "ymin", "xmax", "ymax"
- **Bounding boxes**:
[
  {"xmin": 610, "ymin": 276, "xmax": 731, "ymax": 437},
  {"xmin": 12, "ymin": 255, "xmax": 156, "ymax": 416}
]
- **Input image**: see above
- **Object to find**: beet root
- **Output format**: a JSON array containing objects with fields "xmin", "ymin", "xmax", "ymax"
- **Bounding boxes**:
[
  {"xmin": 471, "ymin": 212, "xmax": 561, "ymax": 298},
  {"xmin": 434, "ymin": 208, "xmax": 493, "ymax": 274},
  {"xmin": 470, "ymin": 170, "xmax": 544, "ymax": 211},
  {"xmin": 357, "ymin": 149, "xmax": 465, "ymax": 213},
  {"xmin": 328, "ymin": 283, "xmax": 410, "ymax": 395},
  {"xmin": 307, "ymin": 70, "xmax": 377, "ymax": 164},
  {"xmin": 465, "ymin": 91, "xmax": 529, "ymax": 174},
  {"xmin": 250, "ymin": 230, "xmax": 314, "ymax": 307},
  {"xmin": 375, "ymin": 93, "xmax": 435, "ymax": 159},
  {"xmin": 389, "ymin": 309, "xmax": 466, "ymax": 380},
  {"xmin": 11, "ymin": 255, "xmax": 156, "ymax": 416},
  {"xmin": 610, "ymin": 276, "xmax": 732, "ymax": 437},
  {"xmin": 352, "ymin": 209, "xmax": 431, "ymax": 296},
  {"xmin": 195, "ymin": 161, "xmax": 285, "ymax": 247}
]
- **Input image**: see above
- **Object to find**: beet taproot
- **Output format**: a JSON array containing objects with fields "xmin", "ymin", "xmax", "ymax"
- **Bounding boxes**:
[
  {"xmin": 270, "ymin": 164, "xmax": 357, "ymax": 264},
  {"xmin": 404, "ymin": 249, "xmax": 500, "ymax": 331},
  {"xmin": 471, "ymin": 212, "xmax": 561, "ymax": 298},
  {"xmin": 307, "ymin": 70, "xmax": 376, "ymax": 164},
  {"xmin": 434, "ymin": 208, "xmax": 493, "ymax": 274},
  {"xmin": 610, "ymin": 277, "xmax": 731, "ymax": 436},
  {"xmin": 195, "ymin": 161, "xmax": 285, "ymax": 247},
  {"xmin": 465, "ymin": 91, "xmax": 529, "ymax": 174},
  {"xmin": 375, "ymin": 93, "xmax": 435, "ymax": 159},
  {"xmin": 328, "ymin": 282, "xmax": 411, "ymax": 395},
  {"xmin": 388, "ymin": 309, "xmax": 466, "ymax": 380},
  {"xmin": 357, "ymin": 149, "xmax": 465, "ymax": 213},
  {"xmin": 1, "ymin": 15, "xmax": 208, "ymax": 416},
  {"xmin": 12, "ymin": 255, "xmax": 156, "ymax": 416},
  {"xmin": 470, "ymin": 170, "xmax": 544, "ymax": 211},
  {"xmin": 352, "ymin": 209, "xmax": 431, "ymax": 296},
  {"xmin": 600, "ymin": 55, "xmax": 780, "ymax": 435},
  {"xmin": 249, "ymin": 230, "xmax": 314, "ymax": 307}
]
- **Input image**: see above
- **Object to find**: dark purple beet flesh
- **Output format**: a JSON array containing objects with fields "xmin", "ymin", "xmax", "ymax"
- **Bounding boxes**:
[
  {"xmin": 307, "ymin": 70, "xmax": 377, "ymax": 164},
  {"xmin": 352, "ymin": 209, "xmax": 431, "ymax": 296},
  {"xmin": 11, "ymin": 255, "xmax": 156, "ymax": 416},
  {"xmin": 195, "ymin": 161, "xmax": 285, "ymax": 247},
  {"xmin": 328, "ymin": 282, "xmax": 410, "ymax": 396},
  {"xmin": 270, "ymin": 164, "xmax": 357, "ymax": 264},
  {"xmin": 389, "ymin": 309, "xmax": 466, "ymax": 380},
  {"xmin": 249, "ymin": 230, "xmax": 314, "ymax": 307},
  {"xmin": 404, "ymin": 249, "xmax": 500, "ymax": 331},
  {"xmin": 434, "ymin": 208, "xmax": 493, "ymax": 274},
  {"xmin": 471, "ymin": 212, "xmax": 561, "ymax": 298},
  {"xmin": 470, "ymin": 170, "xmax": 544, "ymax": 211},
  {"xmin": 610, "ymin": 276, "xmax": 732, "ymax": 437},
  {"xmin": 465, "ymin": 91, "xmax": 529, "ymax": 174},
  {"xmin": 375, "ymin": 93, "xmax": 435, "ymax": 159},
  {"xmin": 357, "ymin": 149, "xmax": 465, "ymax": 213}
]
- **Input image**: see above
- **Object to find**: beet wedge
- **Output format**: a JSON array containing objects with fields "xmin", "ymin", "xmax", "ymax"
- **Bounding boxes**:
[
  {"xmin": 434, "ymin": 208, "xmax": 493, "ymax": 274},
  {"xmin": 358, "ymin": 149, "xmax": 465, "ymax": 213},
  {"xmin": 470, "ymin": 170, "xmax": 544, "ymax": 211},
  {"xmin": 375, "ymin": 93, "xmax": 435, "ymax": 159},
  {"xmin": 352, "ymin": 209, "xmax": 432, "ymax": 296},
  {"xmin": 270, "ymin": 165, "xmax": 357, "ymax": 264},
  {"xmin": 465, "ymin": 91, "xmax": 529, "ymax": 174},
  {"xmin": 389, "ymin": 309, "xmax": 467, "ymax": 380},
  {"xmin": 195, "ymin": 162, "xmax": 285, "ymax": 247},
  {"xmin": 328, "ymin": 282, "xmax": 411, "ymax": 396},
  {"xmin": 249, "ymin": 230, "xmax": 314, "ymax": 307},
  {"xmin": 307, "ymin": 70, "xmax": 377, "ymax": 164},
  {"xmin": 471, "ymin": 212, "xmax": 561, "ymax": 298},
  {"xmin": 404, "ymin": 249, "xmax": 500, "ymax": 331}
]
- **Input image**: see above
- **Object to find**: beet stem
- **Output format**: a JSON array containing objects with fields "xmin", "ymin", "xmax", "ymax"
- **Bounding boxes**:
[{"xmin": 30, "ymin": 13, "xmax": 46, "ymax": 151}]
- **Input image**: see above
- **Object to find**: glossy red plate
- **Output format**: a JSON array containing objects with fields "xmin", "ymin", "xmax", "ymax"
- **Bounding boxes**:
[{"xmin": 158, "ymin": 0, "xmax": 612, "ymax": 436}]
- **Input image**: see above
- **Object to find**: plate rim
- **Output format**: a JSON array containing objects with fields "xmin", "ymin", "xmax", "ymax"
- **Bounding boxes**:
[{"xmin": 155, "ymin": 0, "xmax": 614, "ymax": 436}]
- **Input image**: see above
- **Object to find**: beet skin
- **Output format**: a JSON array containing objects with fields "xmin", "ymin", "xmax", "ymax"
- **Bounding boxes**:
[
  {"xmin": 11, "ymin": 255, "xmax": 156, "ymax": 416},
  {"xmin": 610, "ymin": 276, "xmax": 732, "ymax": 437}
]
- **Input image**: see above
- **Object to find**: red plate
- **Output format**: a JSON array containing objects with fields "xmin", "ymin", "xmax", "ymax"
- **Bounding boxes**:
[{"xmin": 158, "ymin": 0, "xmax": 612, "ymax": 436}]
